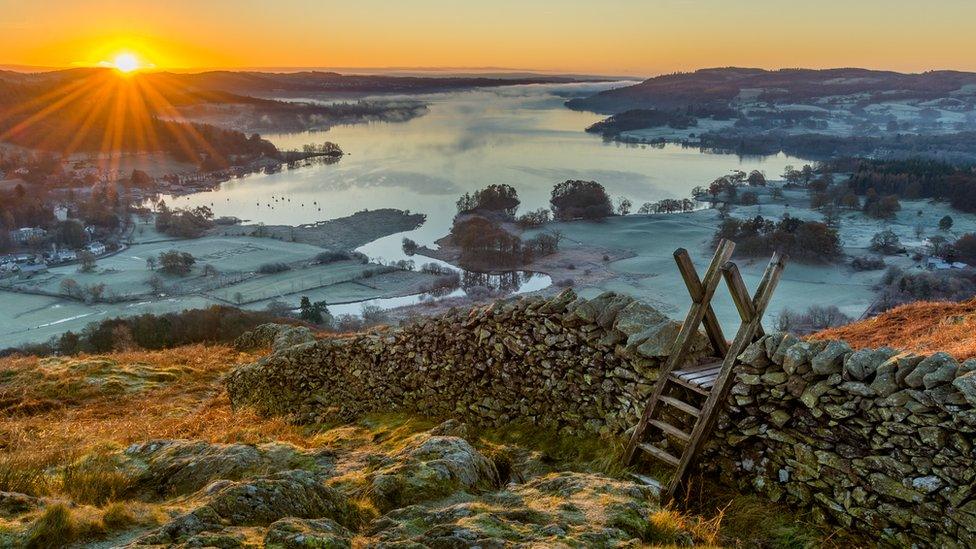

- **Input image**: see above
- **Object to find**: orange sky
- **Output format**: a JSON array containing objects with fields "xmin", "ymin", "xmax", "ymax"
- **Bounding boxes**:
[{"xmin": 2, "ymin": 0, "xmax": 975, "ymax": 76}]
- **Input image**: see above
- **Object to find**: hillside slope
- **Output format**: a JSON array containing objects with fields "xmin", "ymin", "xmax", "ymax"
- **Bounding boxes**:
[
  {"xmin": 812, "ymin": 299, "xmax": 976, "ymax": 360},
  {"xmin": 0, "ymin": 341, "xmax": 829, "ymax": 547}
]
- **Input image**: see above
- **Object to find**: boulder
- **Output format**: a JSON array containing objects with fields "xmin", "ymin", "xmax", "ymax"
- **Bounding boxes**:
[
  {"xmin": 265, "ymin": 517, "xmax": 352, "ymax": 548},
  {"xmin": 904, "ymin": 353, "xmax": 957, "ymax": 389},
  {"xmin": 811, "ymin": 341, "xmax": 852, "ymax": 375},
  {"xmin": 272, "ymin": 326, "xmax": 316, "ymax": 352},
  {"xmin": 844, "ymin": 348, "xmax": 896, "ymax": 381},
  {"xmin": 125, "ymin": 439, "xmax": 331, "ymax": 497},
  {"xmin": 370, "ymin": 435, "xmax": 498, "ymax": 510},
  {"xmin": 953, "ymin": 371, "xmax": 976, "ymax": 407},
  {"xmin": 207, "ymin": 469, "xmax": 349, "ymax": 525}
]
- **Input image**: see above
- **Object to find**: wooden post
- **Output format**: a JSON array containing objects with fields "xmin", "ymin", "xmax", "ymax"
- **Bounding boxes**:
[
  {"xmin": 623, "ymin": 239, "xmax": 735, "ymax": 464},
  {"xmin": 674, "ymin": 249, "xmax": 729, "ymax": 357},
  {"xmin": 663, "ymin": 253, "xmax": 786, "ymax": 501}
]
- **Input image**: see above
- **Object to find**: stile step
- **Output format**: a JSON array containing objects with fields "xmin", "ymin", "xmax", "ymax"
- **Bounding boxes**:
[
  {"xmin": 667, "ymin": 373, "xmax": 711, "ymax": 395},
  {"xmin": 637, "ymin": 442, "xmax": 680, "ymax": 466},
  {"xmin": 650, "ymin": 419, "xmax": 692, "ymax": 443},
  {"xmin": 659, "ymin": 395, "xmax": 701, "ymax": 417}
]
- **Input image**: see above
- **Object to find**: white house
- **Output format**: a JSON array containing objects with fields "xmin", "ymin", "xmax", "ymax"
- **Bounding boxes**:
[
  {"xmin": 10, "ymin": 227, "xmax": 46, "ymax": 244},
  {"xmin": 54, "ymin": 205, "xmax": 69, "ymax": 222},
  {"xmin": 86, "ymin": 241, "xmax": 107, "ymax": 256}
]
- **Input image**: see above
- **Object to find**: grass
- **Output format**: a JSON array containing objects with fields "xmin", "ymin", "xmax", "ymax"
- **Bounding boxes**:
[
  {"xmin": 0, "ymin": 343, "xmax": 848, "ymax": 547},
  {"xmin": 682, "ymin": 475, "xmax": 853, "ymax": 548},
  {"xmin": 813, "ymin": 298, "xmax": 976, "ymax": 360},
  {"xmin": 23, "ymin": 504, "xmax": 105, "ymax": 549}
]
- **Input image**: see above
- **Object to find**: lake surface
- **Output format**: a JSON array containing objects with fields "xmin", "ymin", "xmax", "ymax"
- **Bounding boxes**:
[{"xmin": 164, "ymin": 82, "xmax": 806, "ymax": 263}]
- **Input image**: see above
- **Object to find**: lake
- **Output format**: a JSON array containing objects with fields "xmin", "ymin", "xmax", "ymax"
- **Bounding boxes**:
[{"xmin": 163, "ymin": 82, "xmax": 806, "ymax": 263}]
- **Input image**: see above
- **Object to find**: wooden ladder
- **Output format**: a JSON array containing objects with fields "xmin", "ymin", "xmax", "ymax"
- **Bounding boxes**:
[{"xmin": 622, "ymin": 239, "xmax": 786, "ymax": 502}]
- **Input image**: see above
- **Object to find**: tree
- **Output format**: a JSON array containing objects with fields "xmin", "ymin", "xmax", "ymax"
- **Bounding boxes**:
[
  {"xmin": 740, "ymin": 191, "xmax": 759, "ymax": 206},
  {"xmin": 864, "ymin": 192, "xmax": 901, "ymax": 219},
  {"xmin": 747, "ymin": 170, "xmax": 767, "ymax": 186},
  {"xmin": 60, "ymin": 278, "xmax": 82, "ymax": 298},
  {"xmin": 299, "ymin": 296, "xmax": 331, "ymax": 325},
  {"xmin": 927, "ymin": 235, "xmax": 955, "ymax": 259},
  {"xmin": 85, "ymin": 283, "xmax": 106, "ymax": 303},
  {"xmin": 129, "ymin": 169, "xmax": 153, "ymax": 188},
  {"xmin": 456, "ymin": 184, "xmax": 520, "ymax": 217},
  {"xmin": 158, "ymin": 250, "xmax": 196, "ymax": 276},
  {"xmin": 402, "ymin": 238, "xmax": 418, "ymax": 256},
  {"xmin": 869, "ymin": 230, "xmax": 902, "ymax": 254},
  {"xmin": 939, "ymin": 215, "xmax": 954, "ymax": 232},
  {"xmin": 55, "ymin": 220, "xmax": 87, "ymax": 249},
  {"xmin": 550, "ymin": 180, "xmax": 613, "ymax": 221},
  {"xmin": 954, "ymin": 233, "xmax": 976, "ymax": 264},
  {"xmin": 616, "ymin": 197, "xmax": 632, "ymax": 216},
  {"xmin": 146, "ymin": 256, "xmax": 157, "ymax": 271},
  {"xmin": 78, "ymin": 251, "xmax": 97, "ymax": 273}
]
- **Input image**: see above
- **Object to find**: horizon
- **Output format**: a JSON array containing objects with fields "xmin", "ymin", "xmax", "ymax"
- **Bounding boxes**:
[{"xmin": 3, "ymin": 0, "xmax": 976, "ymax": 74}]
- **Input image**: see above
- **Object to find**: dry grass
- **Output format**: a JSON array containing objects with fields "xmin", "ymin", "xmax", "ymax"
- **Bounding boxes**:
[
  {"xmin": 812, "ymin": 298, "xmax": 976, "ymax": 360},
  {"xmin": 0, "ymin": 343, "xmax": 840, "ymax": 547},
  {"xmin": 0, "ymin": 344, "xmax": 323, "ymax": 501}
]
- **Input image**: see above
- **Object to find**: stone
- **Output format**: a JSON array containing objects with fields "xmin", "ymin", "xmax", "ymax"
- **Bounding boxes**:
[
  {"xmin": 612, "ymin": 301, "xmax": 668, "ymax": 336},
  {"xmin": 771, "ymin": 334, "xmax": 800, "ymax": 365},
  {"xmin": 811, "ymin": 341, "xmax": 852, "ymax": 375},
  {"xmin": 915, "ymin": 353, "xmax": 959, "ymax": 389},
  {"xmin": 844, "ymin": 348, "xmax": 896, "ymax": 381},
  {"xmin": 0, "ymin": 491, "xmax": 41, "ymax": 517},
  {"xmin": 870, "ymin": 357, "xmax": 900, "ymax": 398},
  {"xmin": 912, "ymin": 476, "xmax": 943, "ymax": 494},
  {"xmin": 869, "ymin": 473, "xmax": 924, "ymax": 503},
  {"xmin": 264, "ymin": 517, "xmax": 352, "ymax": 548},
  {"xmin": 207, "ymin": 469, "xmax": 349, "ymax": 525},
  {"xmin": 770, "ymin": 410, "xmax": 791, "ymax": 427},
  {"xmin": 371, "ymin": 435, "xmax": 498, "ymax": 510},
  {"xmin": 125, "ymin": 439, "xmax": 328, "ymax": 497},
  {"xmin": 272, "ymin": 326, "xmax": 317, "ymax": 352},
  {"xmin": 782, "ymin": 342, "xmax": 812, "ymax": 374},
  {"xmin": 952, "ymin": 371, "xmax": 976, "ymax": 406}
]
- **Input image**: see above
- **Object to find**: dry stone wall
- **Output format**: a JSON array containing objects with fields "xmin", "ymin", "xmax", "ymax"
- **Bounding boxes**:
[
  {"xmin": 227, "ymin": 292, "xmax": 976, "ymax": 545},
  {"xmin": 227, "ymin": 289, "xmax": 709, "ymax": 435},
  {"xmin": 706, "ymin": 332, "xmax": 976, "ymax": 547}
]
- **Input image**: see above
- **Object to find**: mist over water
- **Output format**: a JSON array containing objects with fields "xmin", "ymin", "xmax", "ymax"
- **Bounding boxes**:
[{"xmin": 165, "ymin": 82, "xmax": 806, "ymax": 260}]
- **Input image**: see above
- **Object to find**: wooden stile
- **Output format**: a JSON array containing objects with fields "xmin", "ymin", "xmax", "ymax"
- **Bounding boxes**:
[{"xmin": 622, "ymin": 240, "xmax": 786, "ymax": 502}]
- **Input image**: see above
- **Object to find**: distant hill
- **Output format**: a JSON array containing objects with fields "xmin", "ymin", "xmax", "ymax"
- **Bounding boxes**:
[{"xmin": 566, "ymin": 67, "xmax": 976, "ymax": 114}]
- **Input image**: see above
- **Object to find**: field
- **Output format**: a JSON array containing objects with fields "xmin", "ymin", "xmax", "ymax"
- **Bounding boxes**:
[
  {"xmin": 526, "ymin": 189, "xmax": 976, "ymax": 331},
  {"xmin": 0, "ymin": 292, "xmax": 221, "ymax": 348},
  {"xmin": 0, "ymin": 233, "xmax": 442, "ymax": 349}
]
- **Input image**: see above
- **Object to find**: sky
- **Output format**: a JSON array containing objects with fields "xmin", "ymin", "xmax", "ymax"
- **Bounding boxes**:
[{"xmin": 2, "ymin": 0, "xmax": 975, "ymax": 76}]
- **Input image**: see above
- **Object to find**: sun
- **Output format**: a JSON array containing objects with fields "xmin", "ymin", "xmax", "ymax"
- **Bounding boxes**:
[{"xmin": 111, "ymin": 52, "xmax": 142, "ymax": 73}]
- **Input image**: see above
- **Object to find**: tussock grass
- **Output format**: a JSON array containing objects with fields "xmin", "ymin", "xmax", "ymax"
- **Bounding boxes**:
[
  {"xmin": 683, "ymin": 476, "xmax": 854, "ymax": 548},
  {"xmin": 0, "ymin": 454, "xmax": 49, "ymax": 496},
  {"xmin": 22, "ymin": 504, "xmax": 105, "ymax": 549},
  {"xmin": 59, "ymin": 448, "xmax": 135, "ymax": 506},
  {"xmin": 648, "ymin": 506, "xmax": 723, "ymax": 546}
]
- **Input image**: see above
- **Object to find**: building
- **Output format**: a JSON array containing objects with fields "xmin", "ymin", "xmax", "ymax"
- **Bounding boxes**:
[
  {"xmin": 86, "ymin": 241, "xmax": 107, "ymax": 256},
  {"xmin": 53, "ymin": 205, "xmax": 69, "ymax": 222},
  {"xmin": 9, "ymin": 227, "xmax": 46, "ymax": 244},
  {"xmin": 924, "ymin": 257, "xmax": 970, "ymax": 270},
  {"xmin": 17, "ymin": 263, "xmax": 48, "ymax": 278}
]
